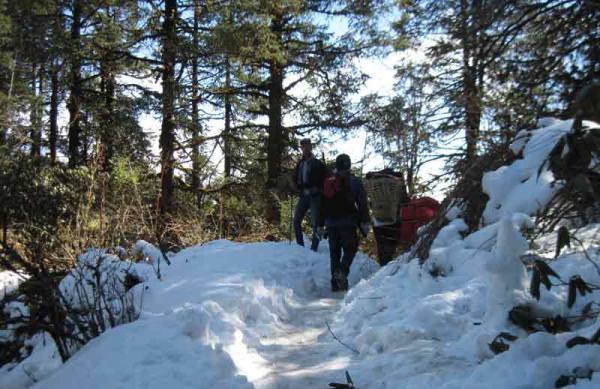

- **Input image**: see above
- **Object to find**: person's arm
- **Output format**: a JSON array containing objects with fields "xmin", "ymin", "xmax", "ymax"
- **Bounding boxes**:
[
  {"xmin": 318, "ymin": 196, "xmax": 326, "ymax": 227},
  {"xmin": 291, "ymin": 162, "xmax": 300, "ymax": 192}
]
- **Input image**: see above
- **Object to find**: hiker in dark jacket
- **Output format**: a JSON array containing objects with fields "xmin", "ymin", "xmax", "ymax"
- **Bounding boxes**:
[
  {"xmin": 319, "ymin": 154, "xmax": 370, "ymax": 291},
  {"xmin": 292, "ymin": 138, "xmax": 327, "ymax": 251}
]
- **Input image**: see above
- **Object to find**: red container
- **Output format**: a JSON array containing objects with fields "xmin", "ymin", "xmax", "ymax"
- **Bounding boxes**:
[{"xmin": 398, "ymin": 197, "xmax": 440, "ymax": 243}]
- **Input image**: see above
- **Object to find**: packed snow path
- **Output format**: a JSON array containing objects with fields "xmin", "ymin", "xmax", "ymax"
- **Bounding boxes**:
[
  {"xmin": 251, "ymin": 296, "xmax": 344, "ymax": 388},
  {"xmin": 250, "ymin": 290, "xmax": 472, "ymax": 389}
]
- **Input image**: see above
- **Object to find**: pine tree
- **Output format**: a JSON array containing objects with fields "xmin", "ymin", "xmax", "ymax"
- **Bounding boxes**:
[
  {"xmin": 214, "ymin": 0, "xmax": 387, "ymax": 223},
  {"xmin": 366, "ymin": 64, "xmax": 438, "ymax": 196},
  {"xmin": 0, "ymin": 0, "xmax": 13, "ymax": 146},
  {"xmin": 507, "ymin": 1, "xmax": 599, "ymax": 120},
  {"xmin": 67, "ymin": 0, "xmax": 83, "ymax": 166},
  {"xmin": 158, "ymin": 0, "xmax": 178, "ymax": 218},
  {"xmin": 393, "ymin": 0, "xmax": 597, "ymax": 228}
]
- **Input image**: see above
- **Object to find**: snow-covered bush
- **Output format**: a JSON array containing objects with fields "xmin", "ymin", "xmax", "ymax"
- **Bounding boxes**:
[
  {"xmin": 0, "ymin": 244, "xmax": 153, "ymax": 364},
  {"xmin": 58, "ymin": 250, "xmax": 149, "ymax": 340}
]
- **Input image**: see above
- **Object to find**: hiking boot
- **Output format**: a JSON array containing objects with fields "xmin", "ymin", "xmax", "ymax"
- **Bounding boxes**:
[
  {"xmin": 338, "ymin": 276, "xmax": 348, "ymax": 291},
  {"xmin": 333, "ymin": 270, "xmax": 348, "ymax": 292},
  {"xmin": 331, "ymin": 279, "xmax": 340, "ymax": 292}
]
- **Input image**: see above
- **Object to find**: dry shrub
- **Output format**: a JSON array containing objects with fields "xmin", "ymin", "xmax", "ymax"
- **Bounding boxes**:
[{"xmin": 412, "ymin": 145, "xmax": 516, "ymax": 262}]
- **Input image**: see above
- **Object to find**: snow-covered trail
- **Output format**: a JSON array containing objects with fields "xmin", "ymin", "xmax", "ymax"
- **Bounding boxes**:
[
  {"xmin": 251, "ymin": 296, "xmax": 345, "ymax": 388},
  {"xmin": 12, "ymin": 240, "xmax": 381, "ymax": 389},
  {"xmin": 244, "ymin": 275, "xmax": 473, "ymax": 389},
  {"xmin": 232, "ymin": 247, "xmax": 470, "ymax": 389}
]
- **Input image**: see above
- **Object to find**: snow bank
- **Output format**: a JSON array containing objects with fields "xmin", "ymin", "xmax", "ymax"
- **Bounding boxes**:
[
  {"xmin": 34, "ymin": 312, "xmax": 252, "ymax": 389},
  {"xmin": 131, "ymin": 240, "xmax": 165, "ymax": 264},
  {"xmin": 8, "ymin": 240, "xmax": 377, "ymax": 388},
  {"xmin": 325, "ymin": 223, "xmax": 600, "ymax": 388},
  {"xmin": 0, "ymin": 271, "xmax": 28, "ymax": 300},
  {"xmin": 0, "ymin": 333, "xmax": 61, "ymax": 389},
  {"xmin": 321, "ymin": 119, "xmax": 600, "ymax": 388},
  {"xmin": 59, "ymin": 249, "xmax": 154, "ymax": 310},
  {"xmin": 482, "ymin": 119, "xmax": 571, "ymax": 224}
]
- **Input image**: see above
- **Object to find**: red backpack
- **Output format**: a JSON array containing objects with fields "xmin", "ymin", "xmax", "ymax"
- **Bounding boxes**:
[
  {"xmin": 398, "ymin": 197, "xmax": 440, "ymax": 243},
  {"xmin": 322, "ymin": 173, "xmax": 357, "ymax": 218}
]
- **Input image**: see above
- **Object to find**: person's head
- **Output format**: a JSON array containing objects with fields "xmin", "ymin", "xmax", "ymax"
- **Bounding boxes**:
[
  {"xmin": 300, "ymin": 138, "xmax": 313, "ymax": 157},
  {"xmin": 335, "ymin": 154, "xmax": 351, "ymax": 172}
]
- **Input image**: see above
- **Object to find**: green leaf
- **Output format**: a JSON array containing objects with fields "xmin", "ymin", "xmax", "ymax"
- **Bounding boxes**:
[
  {"xmin": 509, "ymin": 305, "xmax": 534, "ymax": 330},
  {"xmin": 566, "ymin": 336, "xmax": 590, "ymax": 348},
  {"xmin": 531, "ymin": 269, "xmax": 541, "ymax": 300},
  {"xmin": 541, "ymin": 315, "xmax": 570, "ymax": 333},
  {"xmin": 568, "ymin": 279, "xmax": 577, "ymax": 308},
  {"xmin": 540, "ymin": 272, "xmax": 552, "ymax": 291},
  {"xmin": 535, "ymin": 260, "xmax": 561, "ymax": 279},
  {"xmin": 498, "ymin": 332, "xmax": 518, "ymax": 341},
  {"xmin": 581, "ymin": 302, "xmax": 593, "ymax": 316},
  {"xmin": 345, "ymin": 370, "xmax": 354, "ymax": 386},
  {"xmin": 573, "ymin": 275, "xmax": 590, "ymax": 296},
  {"xmin": 489, "ymin": 338, "xmax": 509, "ymax": 354},
  {"xmin": 555, "ymin": 375, "xmax": 576, "ymax": 388},
  {"xmin": 555, "ymin": 227, "xmax": 571, "ymax": 258}
]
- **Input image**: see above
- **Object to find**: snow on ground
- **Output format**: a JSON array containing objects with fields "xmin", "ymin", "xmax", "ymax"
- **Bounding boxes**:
[
  {"xmin": 0, "ymin": 271, "xmax": 28, "ymax": 300},
  {"xmin": 2, "ymin": 118, "xmax": 600, "ymax": 388},
  {"xmin": 1, "ymin": 240, "xmax": 378, "ymax": 389}
]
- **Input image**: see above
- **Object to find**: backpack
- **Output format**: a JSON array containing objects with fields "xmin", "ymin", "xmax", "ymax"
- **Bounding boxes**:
[
  {"xmin": 398, "ymin": 197, "xmax": 440, "ymax": 243},
  {"xmin": 365, "ymin": 172, "xmax": 407, "ymax": 224},
  {"xmin": 322, "ymin": 173, "xmax": 357, "ymax": 218}
]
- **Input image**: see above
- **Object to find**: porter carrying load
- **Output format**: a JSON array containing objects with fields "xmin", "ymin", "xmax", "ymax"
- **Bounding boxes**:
[{"xmin": 365, "ymin": 169, "xmax": 439, "ymax": 264}]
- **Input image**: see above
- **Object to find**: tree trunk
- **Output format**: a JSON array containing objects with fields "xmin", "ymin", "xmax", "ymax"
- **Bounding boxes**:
[
  {"xmin": 67, "ymin": 0, "xmax": 82, "ymax": 167},
  {"xmin": 265, "ymin": 15, "xmax": 284, "ymax": 224},
  {"xmin": 463, "ymin": 70, "xmax": 480, "ymax": 163},
  {"xmin": 463, "ymin": 0, "xmax": 483, "ymax": 165},
  {"xmin": 0, "ymin": 56, "xmax": 16, "ymax": 145},
  {"xmin": 407, "ymin": 119, "xmax": 419, "ymax": 196},
  {"xmin": 38, "ymin": 66, "xmax": 44, "ymax": 154},
  {"xmin": 159, "ymin": 0, "xmax": 177, "ymax": 218},
  {"xmin": 191, "ymin": 0, "xmax": 202, "ymax": 208},
  {"xmin": 49, "ymin": 64, "xmax": 59, "ymax": 163},
  {"xmin": 30, "ymin": 63, "xmax": 41, "ymax": 158},
  {"xmin": 81, "ymin": 111, "xmax": 89, "ymax": 161},
  {"xmin": 100, "ymin": 60, "xmax": 115, "ymax": 170},
  {"xmin": 460, "ymin": 0, "xmax": 485, "ymax": 231},
  {"xmin": 223, "ymin": 56, "xmax": 232, "ymax": 178}
]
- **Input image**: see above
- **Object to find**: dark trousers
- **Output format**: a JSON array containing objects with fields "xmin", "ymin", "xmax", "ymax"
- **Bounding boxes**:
[
  {"xmin": 293, "ymin": 194, "xmax": 321, "ymax": 251},
  {"xmin": 373, "ymin": 223, "xmax": 401, "ymax": 265},
  {"xmin": 327, "ymin": 226, "xmax": 358, "ymax": 278}
]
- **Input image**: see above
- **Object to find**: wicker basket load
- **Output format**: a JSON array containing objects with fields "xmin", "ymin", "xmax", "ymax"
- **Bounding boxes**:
[{"xmin": 365, "ymin": 175, "xmax": 403, "ymax": 224}]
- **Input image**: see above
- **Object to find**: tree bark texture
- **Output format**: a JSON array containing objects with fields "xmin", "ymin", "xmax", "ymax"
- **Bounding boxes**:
[
  {"xmin": 460, "ymin": 0, "xmax": 483, "ymax": 166},
  {"xmin": 191, "ymin": 0, "xmax": 202, "ymax": 207},
  {"xmin": 67, "ymin": 0, "xmax": 82, "ymax": 167},
  {"xmin": 159, "ymin": 0, "xmax": 177, "ymax": 217},
  {"xmin": 100, "ymin": 59, "xmax": 115, "ymax": 170},
  {"xmin": 49, "ymin": 64, "xmax": 59, "ymax": 163},
  {"xmin": 30, "ymin": 63, "xmax": 41, "ymax": 158},
  {"xmin": 223, "ymin": 57, "xmax": 232, "ymax": 178},
  {"xmin": 265, "ymin": 15, "xmax": 284, "ymax": 224}
]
